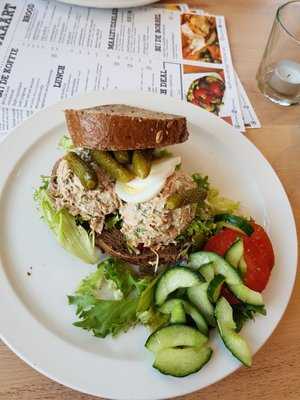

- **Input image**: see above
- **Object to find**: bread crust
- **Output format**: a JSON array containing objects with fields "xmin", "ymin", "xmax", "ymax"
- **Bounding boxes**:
[
  {"xmin": 96, "ymin": 228, "xmax": 184, "ymax": 268},
  {"xmin": 65, "ymin": 105, "xmax": 188, "ymax": 150}
]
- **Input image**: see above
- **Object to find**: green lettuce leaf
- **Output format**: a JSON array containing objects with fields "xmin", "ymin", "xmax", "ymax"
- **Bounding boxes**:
[
  {"xmin": 103, "ymin": 257, "xmax": 149, "ymax": 297},
  {"xmin": 58, "ymin": 135, "xmax": 74, "ymax": 151},
  {"xmin": 207, "ymin": 187, "xmax": 240, "ymax": 215},
  {"xmin": 69, "ymin": 295, "xmax": 139, "ymax": 337},
  {"xmin": 232, "ymin": 303, "xmax": 267, "ymax": 332},
  {"xmin": 136, "ymin": 274, "xmax": 160, "ymax": 313},
  {"xmin": 105, "ymin": 212, "xmax": 122, "ymax": 230},
  {"xmin": 76, "ymin": 265, "xmax": 105, "ymax": 297},
  {"xmin": 192, "ymin": 173, "xmax": 210, "ymax": 191},
  {"xmin": 137, "ymin": 307, "xmax": 168, "ymax": 331},
  {"xmin": 192, "ymin": 172, "xmax": 239, "ymax": 215},
  {"xmin": 34, "ymin": 178, "xmax": 98, "ymax": 264},
  {"xmin": 69, "ymin": 257, "xmax": 157, "ymax": 338}
]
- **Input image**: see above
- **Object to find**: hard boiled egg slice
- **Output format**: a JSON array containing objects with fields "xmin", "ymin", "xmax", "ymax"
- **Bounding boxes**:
[{"xmin": 115, "ymin": 156, "xmax": 181, "ymax": 204}]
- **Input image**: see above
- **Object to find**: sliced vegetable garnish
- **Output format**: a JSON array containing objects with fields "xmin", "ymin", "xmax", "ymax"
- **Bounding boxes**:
[
  {"xmin": 238, "ymin": 256, "xmax": 247, "ymax": 278},
  {"xmin": 225, "ymin": 238, "xmax": 244, "ymax": 268},
  {"xmin": 170, "ymin": 302, "xmax": 186, "ymax": 324},
  {"xmin": 187, "ymin": 283, "xmax": 216, "ymax": 327},
  {"xmin": 247, "ymin": 223, "xmax": 275, "ymax": 269},
  {"xmin": 243, "ymin": 236, "xmax": 272, "ymax": 292},
  {"xmin": 153, "ymin": 345, "xmax": 212, "ymax": 377},
  {"xmin": 203, "ymin": 223, "xmax": 275, "ymax": 295},
  {"xmin": 145, "ymin": 325, "xmax": 208, "ymax": 354},
  {"xmin": 189, "ymin": 252, "xmax": 242, "ymax": 285},
  {"xmin": 228, "ymin": 284, "xmax": 264, "ymax": 306},
  {"xmin": 215, "ymin": 297, "xmax": 252, "ymax": 367},
  {"xmin": 198, "ymin": 262, "xmax": 215, "ymax": 282},
  {"xmin": 154, "ymin": 267, "xmax": 201, "ymax": 306},
  {"xmin": 159, "ymin": 298, "xmax": 208, "ymax": 336},
  {"xmin": 204, "ymin": 228, "xmax": 242, "ymax": 256},
  {"xmin": 207, "ymin": 274, "xmax": 226, "ymax": 303},
  {"xmin": 214, "ymin": 214, "xmax": 254, "ymax": 236}
]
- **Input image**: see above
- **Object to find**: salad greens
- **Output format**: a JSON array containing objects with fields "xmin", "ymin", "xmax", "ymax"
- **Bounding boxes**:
[
  {"xmin": 232, "ymin": 303, "xmax": 267, "ymax": 333},
  {"xmin": 207, "ymin": 187, "xmax": 240, "ymax": 215},
  {"xmin": 68, "ymin": 258, "xmax": 166, "ymax": 337},
  {"xmin": 69, "ymin": 295, "xmax": 140, "ymax": 338},
  {"xmin": 34, "ymin": 176, "xmax": 98, "ymax": 264},
  {"xmin": 178, "ymin": 173, "xmax": 240, "ymax": 247},
  {"xmin": 57, "ymin": 134, "xmax": 74, "ymax": 151},
  {"xmin": 104, "ymin": 212, "xmax": 123, "ymax": 231}
]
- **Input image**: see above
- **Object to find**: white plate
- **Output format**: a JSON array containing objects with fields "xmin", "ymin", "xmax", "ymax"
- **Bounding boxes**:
[
  {"xmin": 0, "ymin": 91, "xmax": 297, "ymax": 400},
  {"xmin": 57, "ymin": 0, "xmax": 158, "ymax": 9}
]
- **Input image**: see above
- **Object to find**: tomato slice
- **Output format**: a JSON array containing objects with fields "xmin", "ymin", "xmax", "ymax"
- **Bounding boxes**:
[
  {"xmin": 243, "ymin": 235, "xmax": 272, "ymax": 292},
  {"xmin": 204, "ymin": 228, "xmax": 243, "ymax": 256},
  {"xmin": 203, "ymin": 223, "xmax": 275, "ymax": 298},
  {"xmin": 249, "ymin": 223, "xmax": 275, "ymax": 270}
]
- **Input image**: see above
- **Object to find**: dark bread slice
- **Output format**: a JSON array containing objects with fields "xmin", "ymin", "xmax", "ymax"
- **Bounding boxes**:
[
  {"xmin": 96, "ymin": 228, "xmax": 184, "ymax": 269},
  {"xmin": 65, "ymin": 104, "xmax": 188, "ymax": 150}
]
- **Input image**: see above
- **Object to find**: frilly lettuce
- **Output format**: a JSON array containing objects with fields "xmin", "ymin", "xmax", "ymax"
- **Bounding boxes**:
[
  {"xmin": 34, "ymin": 176, "xmax": 98, "ymax": 264},
  {"xmin": 178, "ymin": 173, "xmax": 240, "ymax": 246},
  {"xmin": 207, "ymin": 187, "xmax": 240, "ymax": 215},
  {"xmin": 68, "ymin": 258, "xmax": 159, "ymax": 338},
  {"xmin": 57, "ymin": 135, "xmax": 74, "ymax": 151},
  {"xmin": 69, "ymin": 295, "xmax": 139, "ymax": 337}
]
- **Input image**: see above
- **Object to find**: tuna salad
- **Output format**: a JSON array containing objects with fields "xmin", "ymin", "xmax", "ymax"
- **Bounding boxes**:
[
  {"xmin": 120, "ymin": 171, "xmax": 197, "ymax": 249},
  {"xmin": 50, "ymin": 158, "xmax": 121, "ymax": 234}
]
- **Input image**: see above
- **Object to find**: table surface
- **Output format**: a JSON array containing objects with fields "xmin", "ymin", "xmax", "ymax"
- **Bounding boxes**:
[{"xmin": 1, "ymin": 0, "xmax": 299, "ymax": 399}]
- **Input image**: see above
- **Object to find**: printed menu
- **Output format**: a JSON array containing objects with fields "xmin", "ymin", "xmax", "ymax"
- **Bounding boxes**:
[{"xmin": 0, "ymin": 0, "xmax": 260, "ymax": 140}]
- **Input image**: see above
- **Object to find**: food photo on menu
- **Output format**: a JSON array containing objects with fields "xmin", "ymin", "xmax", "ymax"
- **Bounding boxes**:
[
  {"xmin": 184, "ymin": 67, "xmax": 225, "ymax": 115},
  {"xmin": 181, "ymin": 13, "xmax": 222, "ymax": 63},
  {"xmin": 0, "ymin": 1, "xmax": 298, "ymax": 400}
]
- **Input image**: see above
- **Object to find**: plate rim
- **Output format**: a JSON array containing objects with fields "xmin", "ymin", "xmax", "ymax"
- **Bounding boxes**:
[
  {"xmin": 56, "ymin": 0, "xmax": 159, "ymax": 9},
  {"xmin": 0, "ymin": 90, "xmax": 297, "ymax": 400}
]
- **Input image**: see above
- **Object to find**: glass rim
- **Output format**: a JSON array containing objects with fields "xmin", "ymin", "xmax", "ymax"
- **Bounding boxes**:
[{"xmin": 277, "ymin": 1, "xmax": 300, "ymax": 44}]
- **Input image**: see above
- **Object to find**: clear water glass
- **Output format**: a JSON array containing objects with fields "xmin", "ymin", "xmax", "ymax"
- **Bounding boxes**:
[{"xmin": 257, "ymin": 1, "xmax": 300, "ymax": 106}]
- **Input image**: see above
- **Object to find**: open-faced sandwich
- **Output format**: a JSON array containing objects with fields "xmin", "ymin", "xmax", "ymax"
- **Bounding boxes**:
[
  {"xmin": 34, "ymin": 104, "xmax": 275, "ymax": 378},
  {"xmin": 40, "ymin": 104, "xmax": 213, "ymax": 269}
]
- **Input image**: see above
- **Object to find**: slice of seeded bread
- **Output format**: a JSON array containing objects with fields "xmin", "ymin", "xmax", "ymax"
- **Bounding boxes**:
[
  {"xmin": 65, "ymin": 104, "xmax": 189, "ymax": 150},
  {"xmin": 96, "ymin": 228, "xmax": 184, "ymax": 270}
]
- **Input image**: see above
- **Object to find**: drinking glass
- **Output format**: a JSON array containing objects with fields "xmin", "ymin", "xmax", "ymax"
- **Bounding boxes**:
[{"xmin": 256, "ymin": 1, "xmax": 300, "ymax": 106}]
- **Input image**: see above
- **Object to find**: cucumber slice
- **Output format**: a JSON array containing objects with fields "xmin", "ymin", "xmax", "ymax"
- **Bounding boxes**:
[
  {"xmin": 207, "ymin": 274, "xmax": 226, "ymax": 303},
  {"xmin": 215, "ymin": 297, "xmax": 252, "ymax": 367},
  {"xmin": 199, "ymin": 262, "xmax": 215, "ymax": 282},
  {"xmin": 189, "ymin": 252, "xmax": 263, "ymax": 306},
  {"xmin": 214, "ymin": 214, "xmax": 254, "ymax": 236},
  {"xmin": 228, "ymin": 284, "xmax": 264, "ymax": 306},
  {"xmin": 187, "ymin": 283, "xmax": 216, "ymax": 327},
  {"xmin": 159, "ymin": 299, "xmax": 183, "ymax": 314},
  {"xmin": 159, "ymin": 299, "xmax": 208, "ymax": 336},
  {"xmin": 155, "ymin": 267, "xmax": 200, "ymax": 306},
  {"xmin": 189, "ymin": 252, "xmax": 242, "ymax": 285},
  {"xmin": 225, "ymin": 239, "xmax": 244, "ymax": 268},
  {"xmin": 238, "ymin": 256, "xmax": 247, "ymax": 278},
  {"xmin": 153, "ymin": 345, "xmax": 212, "ymax": 377},
  {"xmin": 170, "ymin": 302, "xmax": 186, "ymax": 324},
  {"xmin": 216, "ymin": 221, "xmax": 245, "ymax": 235},
  {"xmin": 183, "ymin": 301, "xmax": 209, "ymax": 336},
  {"xmin": 145, "ymin": 325, "xmax": 208, "ymax": 353}
]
